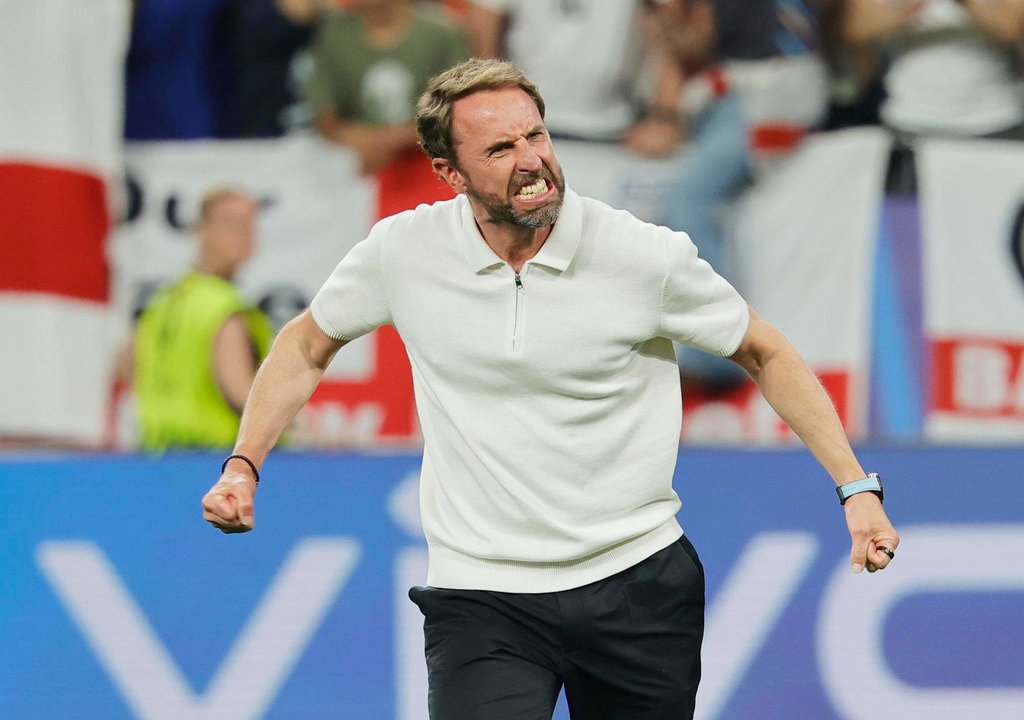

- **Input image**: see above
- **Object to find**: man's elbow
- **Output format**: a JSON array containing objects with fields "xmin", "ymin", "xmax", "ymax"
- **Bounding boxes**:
[
  {"xmin": 728, "ymin": 308, "xmax": 791, "ymax": 377},
  {"xmin": 727, "ymin": 345, "xmax": 765, "ymax": 379},
  {"xmin": 280, "ymin": 310, "xmax": 346, "ymax": 371}
]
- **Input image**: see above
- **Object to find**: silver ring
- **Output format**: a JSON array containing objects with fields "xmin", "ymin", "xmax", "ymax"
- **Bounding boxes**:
[{"xmin": 879, "ymin": 546, "xmax": 895, "ymax": 560}]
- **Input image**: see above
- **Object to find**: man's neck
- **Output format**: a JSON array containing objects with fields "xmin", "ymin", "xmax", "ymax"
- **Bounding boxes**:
[
  {"xmin": 194, "ymin": 257, "xmax": 234, "ymax": 282},
  {"xmin": 474, "ymin": 216, "xmax": 553, "ymax": 274}
]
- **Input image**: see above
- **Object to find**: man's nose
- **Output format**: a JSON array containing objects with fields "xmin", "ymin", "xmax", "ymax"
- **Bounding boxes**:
[{"xmin": 513, "ymin": 138, "xmax": 542, "ymax": 172}]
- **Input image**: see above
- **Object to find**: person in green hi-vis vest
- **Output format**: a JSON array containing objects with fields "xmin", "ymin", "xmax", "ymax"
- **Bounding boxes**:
[{"xmin": 134, "ymin": 188, "xmax": 274, "ymax": 450}]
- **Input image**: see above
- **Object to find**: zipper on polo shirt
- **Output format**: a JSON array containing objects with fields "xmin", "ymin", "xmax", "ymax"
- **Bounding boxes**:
[{"xmin": 510, "ymin": 267, "xmax": 527, "ymax": 353}]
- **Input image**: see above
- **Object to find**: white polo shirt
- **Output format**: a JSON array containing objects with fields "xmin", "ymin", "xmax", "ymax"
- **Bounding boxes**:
[{"xmin": 311, "ymin": 188, "xmax": 749, "ymax": 592}]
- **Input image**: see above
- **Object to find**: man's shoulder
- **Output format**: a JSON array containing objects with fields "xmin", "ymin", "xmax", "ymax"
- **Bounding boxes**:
[
  {"xmin": 376, "ymin": 195, "xmax": 463, "ymax": 230},
  {"xmin": 186, "ymin": 274, "xmax": 250, "ymax": 316},
  {"xmin": 145, "ymin": 271, "xmax": 233, "ymax": 304},
  {"xmin": 139, "ymin": 273, "xmax": 247, "ymax": 332},
  {"xmin": 369, "ymin": 195, "xmax": 466, "ymax": 257},
  {"xmin": 182, "ymin": 270, "xmax": 242, "ymax": 296},
  {"xmin": 571, "ymin": 193, "xmax": 682, "ymax": 274},
  {"xmin": 577, "ymin": 195, "xmax": 663, "ymax": 241}
]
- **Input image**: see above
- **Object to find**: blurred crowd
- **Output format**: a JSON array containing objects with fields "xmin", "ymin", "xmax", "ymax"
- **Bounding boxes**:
[
  {"xmin": 121, "ymin": 0, "xmax": 1024, "ymax": 446},
  {"xmin": 125, "ymin": 0, "xmax": 1024, "ymax": 178}
]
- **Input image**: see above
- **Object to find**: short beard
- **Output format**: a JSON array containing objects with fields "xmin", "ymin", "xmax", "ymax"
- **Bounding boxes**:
[{"xmin": 462, "ymin": 166, "xmax": 566, "ymax": 230}]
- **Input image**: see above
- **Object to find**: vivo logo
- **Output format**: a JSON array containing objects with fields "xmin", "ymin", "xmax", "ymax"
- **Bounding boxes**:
[
  {"xmin": 37, "ymin": 526, "xmax": 1024, "ymax": 720},
  {"xmin": 37, "ymin": 539, "xmax": 360, "ymax": 720}
]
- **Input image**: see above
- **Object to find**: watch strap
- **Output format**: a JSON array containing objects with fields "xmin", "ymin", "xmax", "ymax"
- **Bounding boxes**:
[{"xmin": 836, "ymin": 473, "xmax": 883, "ymax": 505}]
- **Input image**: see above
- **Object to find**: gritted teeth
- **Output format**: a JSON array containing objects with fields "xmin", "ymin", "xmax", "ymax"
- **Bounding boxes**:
[{"xmin": 515, "ymin": 178, "xmax": 547, "ymax": 199}]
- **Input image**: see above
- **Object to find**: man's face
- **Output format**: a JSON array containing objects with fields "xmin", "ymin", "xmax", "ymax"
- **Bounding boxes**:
[
  {"xmin": 199, "ymin": 194, "xmax": 258, "ymax": 267},
  {"xmin": 436, "ymin": 88, "xmax": 565, "ymax": 230}
]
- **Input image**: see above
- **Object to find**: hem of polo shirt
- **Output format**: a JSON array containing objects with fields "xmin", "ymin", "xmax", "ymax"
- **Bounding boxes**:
[
  {"xmin": 712, "ymin": 303, "xmax": 751, "ymax": 358},
  {"xmin": 424, "ymin": 518, "xmax": 683, "ymax": 593},
  {"xmin": 310, "ymin": 300, "xmax": 346, "ymax": 341}
]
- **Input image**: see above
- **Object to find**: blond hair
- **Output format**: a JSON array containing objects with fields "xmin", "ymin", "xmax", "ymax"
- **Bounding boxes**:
[
  {"xmin": 416, "ymin": 58, "xmax": 545, "ymax": 164},
  {"xmin": 197, "ymin": 186, "xmax": 252, "ymax": 224}
]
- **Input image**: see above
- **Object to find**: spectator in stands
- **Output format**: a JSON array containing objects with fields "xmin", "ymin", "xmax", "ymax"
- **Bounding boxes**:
[
  {"xmin": 464, "ymin": 0, "xmax": 686, "ymax": 156},
  {"xmin": 220, "ymin": 0, "xmax": 330, "ymax": 138},
  {"xmin": 125, "ymin": 0, "xmax": 231, "ymax": 139},
  {"xmin": 645, "ymin": 0, "xmax": 829, "ymax": 393},
  {"xmin": 818, "ymin": 0, "xmax": 888, "ymax": 130},
  {"xmin": 133, "ymin": 188, "xmax": 274, "ymax": 450},
  {"xmin": 838, "ymin": 0, "xmax": 1024, "ymax": 193},
  {"xmin": 305, "ymin": 0, "xmax": 469, "ymax": 175}
]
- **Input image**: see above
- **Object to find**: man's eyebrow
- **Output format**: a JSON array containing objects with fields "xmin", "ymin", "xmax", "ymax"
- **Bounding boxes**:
[
  {"xmin": 484, "ymin": 138, "xmax": 516, "ymax": 155},
  {"xmin": 483, "ymin": 126, "xmax": 547, "ymax": 155}
]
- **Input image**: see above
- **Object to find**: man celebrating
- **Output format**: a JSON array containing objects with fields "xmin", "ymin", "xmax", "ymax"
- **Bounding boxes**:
[{"xmin": 203, "ymin": 59, "xmax": 898, "ymax": 720}]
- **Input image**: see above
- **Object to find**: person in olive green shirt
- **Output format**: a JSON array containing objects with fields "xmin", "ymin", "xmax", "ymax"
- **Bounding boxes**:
[
  {"xmin": 133, "ymin": 188, "xmax": 274, "ymax": 449},
  {"xmin": 305, "ymin": 0, "xmax": 468, "ymax": 174}
]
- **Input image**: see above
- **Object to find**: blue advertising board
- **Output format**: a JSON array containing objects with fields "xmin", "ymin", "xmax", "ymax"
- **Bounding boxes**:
[{"xmin": 1, "ymin": 447, "xmax": 1021, "ymax": 719}]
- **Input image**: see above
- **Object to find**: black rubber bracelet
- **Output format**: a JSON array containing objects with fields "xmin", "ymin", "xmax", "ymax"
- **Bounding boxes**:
[{"xmin": 222, "ymin": 454, "xmax": 260, "ymax": 484}]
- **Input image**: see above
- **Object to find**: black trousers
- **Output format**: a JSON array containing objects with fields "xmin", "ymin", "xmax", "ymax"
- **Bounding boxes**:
[{"xmin": 409, "ymin": 536, "xmax": 705, "ymax": 720}]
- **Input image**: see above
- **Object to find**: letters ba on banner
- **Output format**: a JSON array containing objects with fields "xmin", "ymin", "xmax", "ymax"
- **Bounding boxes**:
[{"xmin": 920, "ymin": 138, "xmax": 1024, "ymax": 441}]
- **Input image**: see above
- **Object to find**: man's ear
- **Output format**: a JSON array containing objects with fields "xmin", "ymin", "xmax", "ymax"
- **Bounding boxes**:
[{"xmin": 432, "ymin": 158, "xmax": 465, "ymax": 194}]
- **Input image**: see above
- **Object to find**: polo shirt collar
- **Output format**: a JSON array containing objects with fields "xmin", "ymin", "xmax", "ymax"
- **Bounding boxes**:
[{"xmin": 458, "ymin": 186, "xmax": 582, "ymax": 273}]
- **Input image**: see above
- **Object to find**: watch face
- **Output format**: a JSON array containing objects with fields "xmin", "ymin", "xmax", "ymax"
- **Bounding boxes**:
[{"xmin": 868, "ymin": 473, "xmax": 883, "ymax": 495}]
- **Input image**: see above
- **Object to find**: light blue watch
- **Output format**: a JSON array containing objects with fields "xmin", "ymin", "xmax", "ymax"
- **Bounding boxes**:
[{"xmin": 836, "ymin": 473, "xmax": 884, "ymax": 505}]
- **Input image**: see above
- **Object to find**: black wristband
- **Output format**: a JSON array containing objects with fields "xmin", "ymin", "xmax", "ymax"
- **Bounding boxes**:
[{"xmin": 222, "ymin": 454, "xmax": 260, "ymax": 484}]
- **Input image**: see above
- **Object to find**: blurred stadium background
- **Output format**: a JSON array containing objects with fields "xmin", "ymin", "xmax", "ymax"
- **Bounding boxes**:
[{"xmin": 0, "ymin": 1, "xmax": 1022, "ymax": 718}]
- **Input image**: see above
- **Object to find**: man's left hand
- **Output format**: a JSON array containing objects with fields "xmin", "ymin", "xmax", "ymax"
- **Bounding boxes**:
[{"xmin": 844, "ymin": 493, "xmax": 900, "ymax": 573}]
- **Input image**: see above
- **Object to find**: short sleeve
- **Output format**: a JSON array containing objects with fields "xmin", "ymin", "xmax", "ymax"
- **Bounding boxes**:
[
  {"xmin": 659, "ymin": 229, "xmax": 749, "ymax": 356},
  {"xmin": 310, "ymin": 223, "xmax": 392, "ymax": 341}
]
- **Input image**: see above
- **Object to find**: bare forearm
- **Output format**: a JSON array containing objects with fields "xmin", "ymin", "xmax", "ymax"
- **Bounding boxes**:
[
  {"xmin": 649, "ymin": 46, "xmax": 687, "ymax": 116},
  {"xmin": 649, "ymin": 0, "xmax": 716, "ymax": 75},
  {"xmin": 733, "ymin": 312, "xmax": 864, "ymax": 485},
  {"xmin": 731, "ymin": 310, "xmax": 899, "ymax": 574},
  {"xmin": 964, "ymin": 0, "xmax": 1024, "ymax": 44},
  {"xmin": 213, "ymin": 314, "xmax": 260, "ymax": 414},
  {"xmin": 841, "ymin": 0, "xmax": 922, "ymax": 45},
  {"xmin": 232, "ymin": 312, "xmax": 343, "ymax": 467},
  {"xmin": 750, "ymin": 346, "xmax": 865, "ymax": 484}
]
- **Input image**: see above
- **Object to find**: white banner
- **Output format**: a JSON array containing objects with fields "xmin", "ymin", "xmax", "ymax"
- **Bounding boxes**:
[
  {"xmin": 112, "ymin": 138, "xmax": 375, "ymax": 329},
  {"xmin": 728, "ymin": 127, "xmax": 890, "ymax": 443},
  {"xmin": 0, "ymin": 0, "xmax": 129, "ymax": 444},
  {"xmin": 558, "ymin": 129, "xmax": 890, "ymax": 443},
  {"xmin": 0, "ymin": 0, "xmax": 127, "ymax": 174},
  {"xmin": 919, "ymin": 138, "xmax": 1024, "ymax": 441},
  {"xmin": 109, "ymin": 137, "xmax": 380, "ymax": 446}
]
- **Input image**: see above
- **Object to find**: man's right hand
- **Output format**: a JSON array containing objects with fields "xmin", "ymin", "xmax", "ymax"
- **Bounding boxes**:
[{"xmin": 202, "ymin": 472, "xmax": 257, "ymax": 533}]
